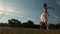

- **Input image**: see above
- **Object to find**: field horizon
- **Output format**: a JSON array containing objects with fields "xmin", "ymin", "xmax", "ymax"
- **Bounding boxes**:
[{"xmin": 0, "ymin": 26, "xmax": 60, "ymax": 34}]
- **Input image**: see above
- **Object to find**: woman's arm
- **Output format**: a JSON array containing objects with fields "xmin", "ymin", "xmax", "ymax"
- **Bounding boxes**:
[
  {"xmin": 47, "ymin": 12, "xmax": 49, "ymax": 17},
  {"xmin": 47, "ymin": 7, "xmax": 55, "ymax": 10}
]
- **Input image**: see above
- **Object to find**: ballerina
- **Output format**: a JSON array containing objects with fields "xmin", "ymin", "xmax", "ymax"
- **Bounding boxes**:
[
  {"xmin": 40, "ymin": 3, "xmax": 49, "ymax": 29},
  {"xmin": 40, "ymin": 3, "xmax": 55, "ymax": 29}
]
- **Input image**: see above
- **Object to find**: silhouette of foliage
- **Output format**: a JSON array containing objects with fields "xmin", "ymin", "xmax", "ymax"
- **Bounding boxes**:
[
  {"xmin": 27, "ymin": 20, "xmax": 34, "ymax": 28},
  {"xmin": 34, "ymin": 24, "xmax": 40, "ymax": 29},
  {"xmin": 8, "ymin": 19, "xmax": 21, "ymax": 27},
  {"xmin": 0, "ymin": 18, "xmax": 60, "ymax": 29},
  {"xmin": 22, "ymin": 20, "xmax": 34, "ymax": 28},
  {"xmin": 0, "ymin": 23, "xmax": 8, "ymax": 26},
  {"xmin": 22, "ymin": 22, "xmax": 27, "ymax": 28}
]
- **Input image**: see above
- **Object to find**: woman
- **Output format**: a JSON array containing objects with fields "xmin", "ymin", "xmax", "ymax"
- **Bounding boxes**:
[{"xmin": 40, "ymin": 3, "xmax": 49, "ymax": 29}]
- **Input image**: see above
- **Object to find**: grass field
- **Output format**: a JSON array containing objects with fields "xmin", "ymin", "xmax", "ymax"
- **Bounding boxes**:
[{"xmin": 0, "ymin": 27, "xmax": 60, "ymax": 34}]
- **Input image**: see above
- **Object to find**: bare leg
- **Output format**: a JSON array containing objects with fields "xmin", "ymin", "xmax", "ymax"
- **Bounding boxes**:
[
  {"xmin": 40, "ymin": 22, "xmax": 42, "ymax": 29},
  {"xmin": 40, "ymin": 24, "xmax": 42, "ymax": 29},
  {"xmin": 41, "ymin": 22, "xmax": 46, "ymax": 29},
  {"xmin": 45, "ymin": 21, "xmax": 48, "ymax": 30},
  {"xmin": 46, "ymin": 24, "xmax": 48, "ymax": 30}
]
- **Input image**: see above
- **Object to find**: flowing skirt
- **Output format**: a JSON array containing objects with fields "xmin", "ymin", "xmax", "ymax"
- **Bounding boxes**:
[{"xmin": 40, "ymin": 12, "xmax": 47, "ymax": 23}]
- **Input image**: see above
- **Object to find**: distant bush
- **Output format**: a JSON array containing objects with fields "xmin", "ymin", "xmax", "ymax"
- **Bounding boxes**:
[{"xmin": 0, "ymin": 18, "xmax": 60, "ymax": 29}]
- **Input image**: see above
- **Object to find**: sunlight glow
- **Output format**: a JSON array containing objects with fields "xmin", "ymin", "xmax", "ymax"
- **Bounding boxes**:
[{"xmin": 0, "ymin": 5, "xmax": 14, "ymax": 13}]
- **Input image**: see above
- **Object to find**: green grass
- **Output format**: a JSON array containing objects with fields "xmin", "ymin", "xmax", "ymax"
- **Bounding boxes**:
[{"xmin": 0, "ymin": 27, "xmax": 60, "ymax": 34}]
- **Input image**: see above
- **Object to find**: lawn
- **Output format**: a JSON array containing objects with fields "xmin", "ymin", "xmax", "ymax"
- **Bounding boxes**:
[{"xmin": 0, "ymin": 27, "xmax": 60, "ymax": 34}]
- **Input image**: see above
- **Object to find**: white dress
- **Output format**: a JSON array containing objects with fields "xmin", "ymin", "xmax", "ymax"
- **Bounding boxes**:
[{"xmin": 40, "ymin": 9, "xmax": 48, "ymax": 23}]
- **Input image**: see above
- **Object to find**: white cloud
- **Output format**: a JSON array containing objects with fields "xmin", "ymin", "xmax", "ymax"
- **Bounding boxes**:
[
  {"xmin": 0, "ymin": 0, "xmax": 35, "ymax": 22},
  {"xmin": 50, "ymin": 14, "xmax": 59, "ymax": 19},
  {"xmin": 0, "ymin": 6, "xmax": 14, "ymax": 12},
  {"xmin": 0, "ymin": 11, "xmax": 4, "ymax": 14},
  {"xmin": 57, "ymin": 1, "xmax": 60, "ymax": 5},
  {"xmin": 0, "ymin": 2, "xmax": 15, "ymax": 13},
  {"xmin": 5, "ymin": 13, "xmax": 34, "ymax": 21},
  {"xmin": 53, "ymin": 15, "xmax": 59, "ymax": 19},
  {"xmin": 50, "ymin": 14, "xmax": 59, "ymax": 21},
  {"xmin": 56, "ymin": 0, "xmax": 60, "ymax": 5},
  {"xmin": 51, "ymin": 18, "xmax": 57, "ymax": 21},
  {"xmin": 0, "ymin": 0, "xmax": 3, "ymax": 1}
]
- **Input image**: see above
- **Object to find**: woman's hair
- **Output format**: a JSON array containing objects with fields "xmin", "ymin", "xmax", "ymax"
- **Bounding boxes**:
[{"xmin": 43, "ymin": 3, "xmax": 47, "ymax": 7}]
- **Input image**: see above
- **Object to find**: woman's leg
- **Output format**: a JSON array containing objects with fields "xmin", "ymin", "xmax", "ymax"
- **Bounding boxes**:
[
  {"xmin": 40, "ymin": 22, "xmax": 45, "ymax": 29},
  {"xmin": 40, "ymin": 22, "xmax": 43, "ymax": 29},
  {"xmin": 40, "ymin": 22, "xmax": 46, "ymax": 29},
  {"xmin": 40, "ymin": 22, "xmax": 42, "ymax": 29},
  {"xmin": 45, "ymin": 21, "xmax": 48, "ymax": 29}
]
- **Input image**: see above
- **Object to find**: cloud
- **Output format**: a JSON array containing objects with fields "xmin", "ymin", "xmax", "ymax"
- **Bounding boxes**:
[
  {"xmin": 5, "ymin": 13, "xmax": 34, "ymax": 21},
  {"xmin": 53, "ymin": 15, "xmax": 59, "ymax": 19},
  {"xmin": 56, "ymin": 0, "xmax": 60, "ymax": 5},
  {"xmin": 50, "ymin": 13, "xmax": 60, "ymax": 21},
  {"xmin": 50, "ymin": 17, "xmax": 56, "ymax": 21},
  {"xmin": 0, "ymin": 0, "xmax": 35, "ymax": 23},
  {"xmin": 0, "ymin": 11, "xmax": 4, "ymax": 14},
  {"xmin": 0, "ymin": 6, "xmax": 14, "ymax": 12},
  {"xmin": 0, "ymin": 0, "xmax": 3, "ymax": 1},
  {"xmin": 0, "ymin": 2, "xmax": 15, "ymax": 13},
  {"xmin": 50, "ymin": 13, "xmax": 59, "ymax": 19}
]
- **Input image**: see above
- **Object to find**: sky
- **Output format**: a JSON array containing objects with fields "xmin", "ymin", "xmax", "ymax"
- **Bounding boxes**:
[{"xmin": 0, "ymin": 0, "xmax": 60, "ymax": 24}]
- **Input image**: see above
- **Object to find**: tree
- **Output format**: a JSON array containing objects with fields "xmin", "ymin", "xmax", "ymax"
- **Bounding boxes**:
[
  {"xmin": 34, "ymin": 24, "xmax": 40, "ymax": 29},
  {"xmin": 22, "ymin": 20, "xmax": 34, "ymax": 28},
  {"xmin": 8, "ymin": 18, "xmax": 21, "ymax": 27},
  {"xmin": 27, "ymin": 20, "xmax": 34, "ymax": 28},
  {"xmin": 22, "ymin": 22, "xmax": 27, "ymax": 28},
  {"xmin": 0, "ymin": 23, "xmax": 8, "ymax": 26}
]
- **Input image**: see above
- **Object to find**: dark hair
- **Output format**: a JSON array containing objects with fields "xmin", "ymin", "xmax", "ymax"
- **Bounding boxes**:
[{"xmin": 44, "ymin": 3, "xmax": 47, "ymax": 7}]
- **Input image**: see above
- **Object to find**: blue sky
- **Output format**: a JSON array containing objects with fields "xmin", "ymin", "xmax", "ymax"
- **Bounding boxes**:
[{"xmin": 0, "ymin": 0, "xmax": 60, "ymax": 24}]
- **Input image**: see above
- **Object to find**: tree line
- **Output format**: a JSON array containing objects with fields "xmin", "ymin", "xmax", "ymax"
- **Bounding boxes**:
[{"xmin": 0, "ymin": 18, "xmax": 60, "ymax": 29}]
